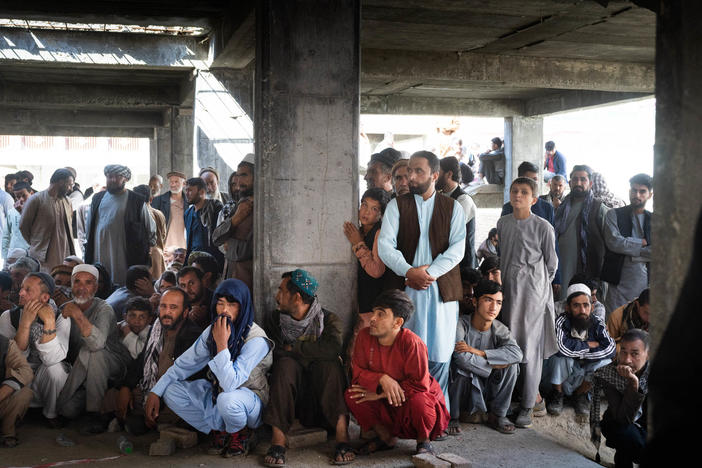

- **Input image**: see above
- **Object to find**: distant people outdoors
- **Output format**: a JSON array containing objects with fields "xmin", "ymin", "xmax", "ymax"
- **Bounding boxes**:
[
  {"xmin": 438, "ymin": 157, "xmax": 478, "ymax": 270},
  {"xmin": 448, "ymin": 279, "xmax": 522, "ymax": 435},
  {"xmin": 184, "ymin": 177, "xmax": 224, "ymax": 269},
  {"xmin": 543, "ymin": 141, "xmax": 567, "ymax": 181},
  {"xmin": 607, "ymin": 289, "xmax": 649, "ymax": 345},
  {"xmin": 497, "ymin": 176, "xmax": 558, "ymax": 428},
  {"xmin": 478, "ymin": 137, "xmax": 505, "ymax": 185},
  {"xmin": 1, "ymin": 182, "xmax": 31, "ymax": 261},
  {"xmin": 199, "ymin": 167, "xmax": 230, "ymax": 204},
  {"xmin": 601, "ymin": 174, "xmax": 652, "ymax": 313},
  {"xmin": 540, "ymin": 175, "xmax": 567, "ymax": 211},
  {"xmin": 365, "ymin": 148, "xmax": 401, "ymax": 193},
  {"xmin": 152, "ymin": 171, "xmax": 189, "ymax": 257},
  {"xmin": 477, "ymin": 228, "xmax": 499, "ymax": 262},
  {"xmin": 553, "ymin": 165, "xmax": 609, "ymax": 301},
  {"xmin": 501, "ymin": 161, "xmax": 554, "ymax": 225},
  {"xmin": 19, "ymin": 169, "xmax": 75, "ymax": 273},
  {"xmin": 391, "ymin": 159, "xmax": 410, "ymax": 197},
  {"xmin": 592, "ymin": 172, "xmax": 626, "ymax": 209},
  {"xmin": 378, "ymin": 151, "xmax": 466, "ymax": 410},
  {"xmin": 85, "ymin": 165, "xmax": 155, "ymax": 286},
  {"xmin": 133, "ymin": 184, "xmax": 167, "ymax": 281}
]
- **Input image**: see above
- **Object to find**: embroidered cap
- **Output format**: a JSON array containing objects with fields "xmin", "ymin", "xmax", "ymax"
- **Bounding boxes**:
[
  {"xmin": 290, "ymin": 269, "xmax": 319, "ymax": 297},
  {"xmin": 566, "ymin": 283, "xmax": 591, "ymax": 301}
]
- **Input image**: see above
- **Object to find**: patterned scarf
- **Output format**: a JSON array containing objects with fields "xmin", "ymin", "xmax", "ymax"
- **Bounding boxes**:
[
  {"xmin": 279, "ymin": 298, "xmax": 325, "ymax": 345},
  {"xmin": 139, "ymin": 318, "xmax": 164, "ymax": 403},
  {"xmin": 591, "ymin": 172, "xmax": 625, "ymax": 209},
  {"xmin": 590, "ymin": 361, "xmax": 649, "ymax": 462},
  {"xmin": 554, "ymin": 191, "xmax": 595, "ymax": 272}
]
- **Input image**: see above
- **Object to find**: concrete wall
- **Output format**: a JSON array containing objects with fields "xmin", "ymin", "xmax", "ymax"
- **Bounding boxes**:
[
  {"xmin": 503, "ymin": 116, "xmax": 544, "ymax": 202},
  {"xmin": 150, "ymin": 107, "xmax": 194, "ymax": 178},
  {"xmin": 254, "ymin": 0, "xmax": 360, "ymax": 328}
]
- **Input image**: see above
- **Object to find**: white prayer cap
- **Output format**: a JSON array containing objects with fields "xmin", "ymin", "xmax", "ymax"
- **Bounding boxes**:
[
  {"xmin": 566, "ymin": 283, "xmax": 591, "ymax": 301},
  {"xmin": 72, "ymin": 264, "xmax": 99, "ymax": 281},
  {"xmin": 241, "ymin": 153, "xmax": 255, "ymax": 166}
]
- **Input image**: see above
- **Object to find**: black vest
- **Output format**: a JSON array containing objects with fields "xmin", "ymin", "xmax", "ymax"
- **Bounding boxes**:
[
  {"xmin": 601, "ymin": 205, "xmax": 651, "ymax": 285},
  {"xmin": 448, "ymin": 186, "xmax": 477, "ymax": 270},
  {"xmin": 357, "ymin": 223, "xmax": 389, "ymax": 314}
]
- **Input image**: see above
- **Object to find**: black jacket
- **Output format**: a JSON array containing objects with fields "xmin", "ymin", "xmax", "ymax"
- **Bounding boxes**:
[{"xmin": 152, "ymin": 190, "xmax": 189, "ymax": 227}]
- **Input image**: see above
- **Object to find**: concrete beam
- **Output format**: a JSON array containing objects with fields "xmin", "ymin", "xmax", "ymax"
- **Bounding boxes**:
[
  {"xmin": 361, "ymin": 94, "xmax": 524, "ymax": 116},
  {"xmin": 525, "ymin": 90, "xmax": 652, "ymax": 116},
  {"xmin": 0, "ymin": 27, "xmax": 210, "ymax": 68},
  {"xmin": 211, "ymin": 10, "xmax": 256, "ymax": 69},
  {"xmin": 0, "ymin": 82, "xmax": 182, "ymax": 109},
  {"xmin": 362, "ymin": 49, "xmax": 654, "ymax": 93},
  {"xmin": 0, "ymin": 125, "xmax": 154, "ymax": 138},
  {"xmin": 0, "ymin": 108, "xmax": 166, "ymax": 128}
]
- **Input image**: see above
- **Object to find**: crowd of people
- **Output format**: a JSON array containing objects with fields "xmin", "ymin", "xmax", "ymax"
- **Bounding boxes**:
[{"xmin": 0, "ymin": 145, "xmax": 651, "ymax": 468}]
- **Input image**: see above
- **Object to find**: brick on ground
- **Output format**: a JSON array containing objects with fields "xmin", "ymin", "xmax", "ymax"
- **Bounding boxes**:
[
  {"xmin": 437, "ymin": 452, "xmax": 472, "ymax": 468},
  {"xmin": 411, "ymin": 453, "xmax": 452, "ymax": 468},
  {"xmin": 149, "ymin": 437, "xmax": 176, "ymax": 456},
  {"xmin": 159, "ymin": 427, "xmax": 198, "ymax": 449}
]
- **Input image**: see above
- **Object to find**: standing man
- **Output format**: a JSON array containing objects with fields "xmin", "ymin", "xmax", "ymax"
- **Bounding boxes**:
[
  {"xmin": 84, "ymin": 165, "xmax": 155, "ymax": 286},
  {"xmin": 184, "ymin": 178, "xmax": 223, "ymax": 270},
  {"xmin": 540, "ymin": 175, "xmax": 567, "ymax": 211},
  {"xmin": 133, "ymin": 185, "xmax": 167, "ymax": 281},
  {"xmin": 1, "ymin": 182, "xmax": 31, "ymax": 261},
  {"xmin": 152, "ymin": 171, "xmax": 189, "ymax": 257},
  {"xmin": 391, "ymin": 159, "xmax": 410, "ymax": 197},
  {"xmin": 437, "ymin": 157, "xmax": 478, "ymax": 270},
  {"xmin": 365, "ymin": 148, "xmax": 401, "ymax": 193},
  {"xmin": 601, "ymin": 174, "xmax": 652, "ymax": 313},
  {"xmin": 378, "ymin": 150, "xmax": 466, "ymax": 410},
  {"xmin": 199, "ymin": 167, "xmax": 230, "ymax": 204},
  {"xmin": 149, "ymin": 175, "xmax": 163, "ymax": 198},
  {"xmin": 553, "ymin": 165, "xmax": 609, "ymax": 301},
  {"xmin": 19, "ymin": 169, "xmax": 75, "ymax": 273},
  {"xmin": 543, "ymin": 141, "xmax": 567, "ymax": 181}
]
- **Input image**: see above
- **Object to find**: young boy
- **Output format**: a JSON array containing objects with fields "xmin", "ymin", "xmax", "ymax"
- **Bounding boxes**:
[
  {"xmin": 119, "ymin": 297, "xmax": 152, "ymax": 359},
  {"xmin": 496, "ymin": 177, "xmax": 559, "ymax": 428}
]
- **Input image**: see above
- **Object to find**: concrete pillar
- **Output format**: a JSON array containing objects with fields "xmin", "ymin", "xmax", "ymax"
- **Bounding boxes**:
[
  {"xmin": 194, "ymin": 67, "xmax": 254, "ymax": 189},
  {"xmin": 254, "ymin": 0, "xmax": 360, "ymax": 327},
  {"xmin": 650, "ymin": 1, "xmax": 702, "ymax": 354},
  {"xmin": 503, "ymin": 116, "xmax": 544, "ymax": 202},
  {"xmin": 150, "ymin": 107, "xmax": 194, "ymax": 178}
]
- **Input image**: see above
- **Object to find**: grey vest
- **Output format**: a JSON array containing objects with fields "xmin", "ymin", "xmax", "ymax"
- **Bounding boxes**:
[{"xmin": 240, "ymin": 323, "xmax": 274, "ymax": 405}]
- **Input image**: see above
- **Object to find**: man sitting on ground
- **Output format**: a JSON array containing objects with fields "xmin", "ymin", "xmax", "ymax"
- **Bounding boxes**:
[
  {"xmin": 607, "ymin": 289, "xmax": 649, "ymax": 345},
  {"xmin": 176, "ymin": 266, "xmax": 213, "ymax": 330},
  {"xmin": 345, "ymin": 290, "xmax": 449, "ymax": 456},
  {"xmin": 263, "ymin": 270, "xmax": 353, "ymax": 466},
  {"xmin": 448, "ymin": 279, "xmax": 522, "ymax": 435},
  {"xmin": 50, "ymin": 265, "xmax": 74, "ymax": 307},
  {"xmin": 0, "ymin": 334, "xmax": 33, "ymax": 448},
  {"xmin": 542, "ymin": 284, "xmax": 616, "ymax": 420}
]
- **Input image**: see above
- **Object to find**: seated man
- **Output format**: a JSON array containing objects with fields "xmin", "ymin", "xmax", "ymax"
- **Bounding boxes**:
[
  {"xmin": 448, "ymin": 279, "xmax": 522, "ymax": 435},
  {"xmin": 554, "ymin": 274, "xmax": 606, "ymax": 323},
  {"xmin": 0, "ymin": 273, "xmax": 70, "ymax": 427},
  {"xmin": 57, "ymin": 265, "xmax": 132, "ymax": 430},
  {"xmin": 263, "ymin": 270, "xmax": 352, "ymax": 466},
  {"xmin": 479, "ymin": 255, "xmax": 501, "ymax": 284},
  {"xmin": 607, "ymin": 289, "xmax": 649, "ymax": 345},
  {"xmin": 542, "ymin": 284, "xmax": 616, "ymax": 419},
  {"xmin": 590, "ymin": 329, "xmax": 649, "ymax": 468},
  {"xmin": 118, "ymin": 297, "xmax": 153, "ymax": 360},
  {"xmin": 176, "ymin": 266, "xmax": 213, "ymax": 329},
  {"xmin": 188, "ymin": 251, "xmax": 220, "ymax": 291},
  {"xmin": 0, "ymin": 334, "xmax": 33, "ymax": 448},
  {"xmin": 102, "ymin": 288, "xmax": 201, "ymax": 435},
  {"xmin": 106, "ymin": 265, "xmax": 154, "ymax": 322},
  {"xmin": 345, "ymin": 290, "xmax": 449, "ymax": 456},
  {"xmin": 0, "ymin": 272, "xmax": 14, "ymax": 314},
  {"xmin": 50, "ymin": 264, "xmax": 74, "ymax": 307},
  {"xmin": 145, "ymin": 279, "xmax": 273, "ymax": 458}
]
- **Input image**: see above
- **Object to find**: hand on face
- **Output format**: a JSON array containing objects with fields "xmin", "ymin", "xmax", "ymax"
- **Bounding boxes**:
[{"xmin": 212, "ymin": 315, "xmax": 231, "ymax": 352}]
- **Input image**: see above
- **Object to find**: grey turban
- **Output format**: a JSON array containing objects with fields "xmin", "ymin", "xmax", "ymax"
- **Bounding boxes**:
[{"xmin": 104, "ymin": 164, "xmax": 132, "ymax": 180}]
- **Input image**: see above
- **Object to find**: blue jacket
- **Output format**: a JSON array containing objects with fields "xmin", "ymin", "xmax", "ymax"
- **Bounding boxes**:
[
  {"xmin": 545, "ymin": 151, "xmax": 567, "ymax": 179},
  {"xmin": 554, "ymin": 312, "xmax": 616, "ymax": 361}
]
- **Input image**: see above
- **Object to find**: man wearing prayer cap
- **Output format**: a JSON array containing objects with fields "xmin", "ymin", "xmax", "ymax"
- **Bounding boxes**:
[
  {"xmin": 541, "ymin": 283, "xmax": 616, "ymax": 422},
  {"xmin": 199, "ymin": 167, "xmax": 230, "ymax": 204},
  {"xmin": 365, "ymin": 148, "xmax": 402, "ymax": 193},
  {"xmin": 84, "ymin": 165, "xmax": 155, "ymax": 286},
  {"xmin": 152, "ymin": 171, "xmax": 190, "ymax": 257}
]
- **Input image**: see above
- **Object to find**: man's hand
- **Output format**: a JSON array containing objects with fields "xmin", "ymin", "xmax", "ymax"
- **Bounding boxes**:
[
  {"xmin": 61, "ymin": 302, "xmax": 82, "ymax": 320},
  {"xmin": 235, "ymin": 199, "xmax": 253, "ymax": 218},
  {"xmin": 134, "ymin": 278, "xmax": 155, "ymax": 297},
  {"xmin": 455, "ymin": 341, "xmax": 486, "ymax": 357},
  {"xmin": 587, "ymin": 341, "xmax": 600, "ymax": 349},
  {"xmin": 343, "ymin": 222, "xmax": 364, "ymax": 246},
  {"xmin": 36, "ymin": 302, "xmax": 55, "ymax": 324},
  {"xmin": 116, "ymin": 387, "xmax": 133, "ymax": 421},
  {"xmin": 18, "ymin": 300, "xmax": 41, "ymax": 329},
  {"xmin": 144, "ymin": 392, "xmax": 160, "ymax": 428},
  {"xmin": 212, "ymin": 316, "xmax": 231, "ymax": 353},
  {"xmin": 379, "ymin": 374, "xmax": 405, "ymax": 407},
  {"xmin": 189, "ymin": 305, "xmax": 207, "ymax": 325},
  {"xmin": 641, "ymin": 238, "xmax": 648, "ymax": 247},
  {"xmin": 347, "ymin": 384, "xmax": 383, "ymax": 403},
  {"xmin": 405, "ymin": 265, "xmax": 435, "ymax": 290},
  {"xmin": 616, "ymin": 365, "xmax": 639, "ymax": 391},
  {"xmin": 149, "ymin": 292, "xmax": 161, "ymax": 311}
]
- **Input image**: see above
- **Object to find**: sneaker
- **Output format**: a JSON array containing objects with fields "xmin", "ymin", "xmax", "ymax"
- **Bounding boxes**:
[
  {"xmin": 547, "ymin": 391, "xmax": 564, "ymax": 416},
  {"xmin": 574, "ymin": 393, "xmax": 590, "ymax": 415},
  {"xmin": 513, "ymin": 407, "xmax": 533, "ymax": 428},
  {"xmin": 207, "ymin": 430, "xmax": 229, "ymax": 456},
  {"xmin": 533, "ymin": 398, "xmax": 547, "ymax": 417},
  {"xmin": 222, "ymin": 428, "xmax": 248, "ymax": 458}
]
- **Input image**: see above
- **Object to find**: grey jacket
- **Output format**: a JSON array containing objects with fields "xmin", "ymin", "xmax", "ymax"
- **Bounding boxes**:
[{"xmin": 19, "ymin": 190, "xmax": 75, "ymax": 262}]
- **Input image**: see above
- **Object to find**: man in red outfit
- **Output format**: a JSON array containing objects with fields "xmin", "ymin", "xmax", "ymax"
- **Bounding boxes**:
[{"xmin": 346, "ymin": 289, "xmax": 449, "ymax": 456}]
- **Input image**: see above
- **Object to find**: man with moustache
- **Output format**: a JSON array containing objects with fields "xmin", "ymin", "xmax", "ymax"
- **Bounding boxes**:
[
  {"xmin": 199, "ymin": 167, "xmax": 230, "ymax": 204},
  {"xmin": 152, "ymin": 171, "xmax": 190, "ymax": 255},
  {"xmin": 57, "ymin": 265, "xmax": 131, "ymax": 431},
  {"xmin": 184, "ymin": 178, "xmax": 223, "ymax": 269},
  {"xmin": 542, "ymin": 284, "xmax": 616, "ymax": 420},
  {"xmin": 1, "ymin": 182, "xmax": 31, "ymax": 261},
  {"xmin": 540, "ymin": 175, "xmax": 567, "ymax": 211},
  {"xmin": 391, "ymin": 159, "xmax": 410, "ymax": 197},
  {"xmin": 601, "ymin": 174, "xmax": 653, "ymax": 313},
  {"xmin": 85, "ymin": 165, "xmax": 155, "ymax": 286},
  {"xmin": 365, "ymin": 148, "xmax": 401, "ymax": 193},
  {"xmin": 176, "ymin": 266, "xmax": 213, "ymax": 329}
]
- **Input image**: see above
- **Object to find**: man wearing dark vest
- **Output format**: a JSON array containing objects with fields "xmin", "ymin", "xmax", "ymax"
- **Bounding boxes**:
[
  {"xmin": 378, "ymin": 150, "xmax": 466, "ymax": 412},
  {"xmin": 84, "ymin": 165, "xmax": 155, "ymax": 286},
  {"xmin": 437, "ymin": 157, "xmax": 477, "ymax": 270},
  {"xmin": 601, "ymin": 174, "xmax": 652, "ymax": 313},
  {"xmin": 553, "ymin": 165, "xmax": 609, "ymax": 301}
]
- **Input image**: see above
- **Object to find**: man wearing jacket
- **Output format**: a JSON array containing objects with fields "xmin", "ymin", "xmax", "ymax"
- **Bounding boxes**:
[{"xmin": 152, "ymin": 171, "xmax": 189, "ymax": 256}]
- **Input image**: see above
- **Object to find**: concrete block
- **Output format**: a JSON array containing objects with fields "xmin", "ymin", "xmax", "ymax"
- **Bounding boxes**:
[
  {"xmin": 437, "ymin": 453, "xmax": 472, "ymax": 468},
  {"xmin": 160, "ymin": 427, "xmax": 198, "ymax": 449},
  {"xmin": 286, "ymin": 426, "xmax": 328, "ymax": 449},
  {"xmin": 149, "ymin": 437, "xmax": 176, "ymax": 456},
  {"xmin": 412, "ymin": 453, "xmax": 451, "ymax": 468}
]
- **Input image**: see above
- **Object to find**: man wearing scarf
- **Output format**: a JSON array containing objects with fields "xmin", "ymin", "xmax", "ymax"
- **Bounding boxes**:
[
  {"xmin": 262, "ymin": 269, "xmax": 353, "ymax": 466},
  {"xmin": 145, "ymin": 279, "xmax": 272, "ymax": 458},
  {"xmin": 0, "ymin": 273, "xmax": 69, "ymax": 427},
  {"xmin": 553, "ymin": 165, "xmax": 609, "ymax": 301}
]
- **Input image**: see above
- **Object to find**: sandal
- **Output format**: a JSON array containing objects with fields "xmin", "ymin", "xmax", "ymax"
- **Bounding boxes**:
[
  {"xmin": 447, "ymin": 420, "xmax": 462, "ymax": 436},
  {"xmin": 356, "ymin": 437, "xmax": 395, "ymax": 456},
  {"xmin": 487, "ymin": 413, "xmax": 515, "ymax": 435},
  {"xmin": 0, "ymin": 435, "xmax": 19, "ymax": 448},
  {"xmin": 415, "ymin": 441, "xmax": 434, "ymax": 455},
  {"xmin": 331, "ymin": 442, "xmax": 356, "ymax": 465},
  {"xmin": 434, "ymin": 430, "xmax": 449, "ymax": 441},
  {"xmin": 263, "ymin": 444, "xmax": 287, "ymax": 467}
]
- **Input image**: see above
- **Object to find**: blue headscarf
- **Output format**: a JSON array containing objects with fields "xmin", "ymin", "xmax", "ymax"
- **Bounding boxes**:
[{"xmin": 206, "ymin": 279, "xmax": 254, "ymax": 358}]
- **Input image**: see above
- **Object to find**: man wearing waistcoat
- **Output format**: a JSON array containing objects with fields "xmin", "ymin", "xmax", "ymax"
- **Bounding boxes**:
[
  {"xmin": 437, "ymin": 157, "xmax": 477, "ymax": 270},
  {"xmin": 378, "ymin": 151, "xmax": 466, "ymax": 412},
  {"xmin": 601, "ymin": 174, "xmax": 652, "ymax": 314}
]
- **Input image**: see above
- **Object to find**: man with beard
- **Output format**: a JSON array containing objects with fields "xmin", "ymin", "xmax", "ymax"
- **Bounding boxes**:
[
  {"xmin": 438, "ymin": 157, "xmax": 477, "ymax": 270},
  {"xmin": 85, "ymin": 165, "xmax": 155, "ymax": 286},
  {"xmin": 0, "ymin": 273, "xmax": 70, "ymax": 427},
  {"xmin": 149, "ymin": 175, "xmax": 163, "ymax": 198},
  {"xmin": 391, "ymin": 159, "xmax": 410, "ymax": 197},
  {"xmin": 540, "ymin": 175, "xmax": 567, "ymax": 211},
  {"xmin": 101, "ymin": 287, "xmax": 201, "ymax": 435},
  {"xmin": 607, "ymin": 289, "xmax": 649, "ymax": 346},
  {"xmin": 19, "ymin": 169, "xmax": 75, "ymax": 273},
  {"xmin": 57, "ymin": 265, "xmax": 131, "ymax": 431},
  {"xmin": 601, "ymin": 174, "xmax": 652, "ymax": 313},
  {"xmin": 553, "ymin": 165, "xmax": 608, "ymax": 301},
  {"xmin": 2, "ymin": 182, "xmax": 31, "ymax": 262},
  {"xmin": 184, "ymin": 178, "xmax": 223, "ymax": 269},
  {"xmin": 199, "ymin": 167, "xmax": 230, "ymax": 204},
  {"xmin": 448, "ymin": 279, "xmax": 522, "ymax": 435},
  {"xmin": 365, "ymin": 148, "xmax": 401, "ymax": 193},
  {"xmin": 176, "ymin": 266, "xmax": 213, "ymax": 330},
  {"xmin": 542, "ymin": 284, "xmax": 615, "ymax": 421},
  {"xmin": 152, "ymin": 171, "xmax": 189, "ymax": 256},
  {"xmin": 213, "ymin": 155, "xmax": 254, "ymax": 288},
  {"xmin": 133, "ymin": 184, "xmax": 167, "ymax": 280},
  {"xmin": 378, "ymin": 151, "xmax": 466, "ymax": 412}
]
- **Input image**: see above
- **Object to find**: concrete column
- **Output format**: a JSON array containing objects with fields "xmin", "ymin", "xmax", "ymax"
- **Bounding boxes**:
[
  {"xmin": 503, "ymin": 116, "xmax": 544, "ymax": 202},
  {"xmin": 150, "ymin": 107, "xmax": 194, "ymax": 178},
  {"xmin": 254, "ymin": 0, "xmax": 360, "ymax": 327},
  {"xmin": 650, "ymin": 1, "xmax": 702, "ymax": 353}
]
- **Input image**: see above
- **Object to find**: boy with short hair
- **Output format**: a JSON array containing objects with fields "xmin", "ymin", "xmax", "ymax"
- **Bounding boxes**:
[
  {"xmin": 496, "ymin": 177, "xmax": 559, "ymax": 428},
  {"xmin": 119, "ymin": 297, "xmax": 152, "ymax": 359}
]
